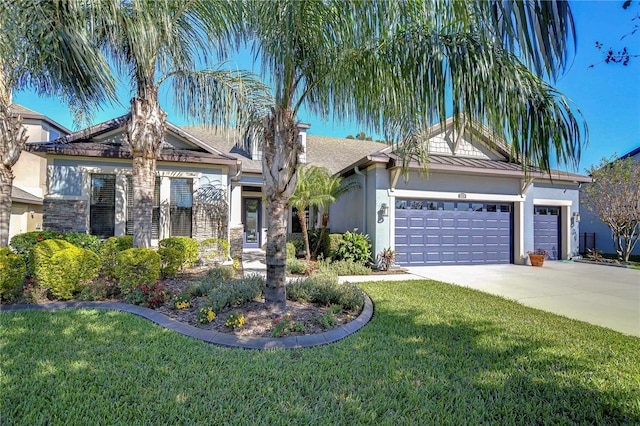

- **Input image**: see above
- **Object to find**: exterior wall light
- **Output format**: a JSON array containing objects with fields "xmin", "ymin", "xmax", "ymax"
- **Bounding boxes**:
[{"xmin": 380, "ymin": 203, "xmax": 389, "ymax": 217}]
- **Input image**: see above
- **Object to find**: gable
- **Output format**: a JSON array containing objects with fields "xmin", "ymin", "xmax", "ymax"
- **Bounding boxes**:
[{"xmin": 427, "ymin": 127, "xmax": 506, "ymax": 161}]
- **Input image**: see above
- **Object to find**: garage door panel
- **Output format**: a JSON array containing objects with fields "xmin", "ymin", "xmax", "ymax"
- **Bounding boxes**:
[
  {"xmin": 395, "ymin": 200, "xmax": 512, "ymax": 266},
  {"xmin": 534, "ymin": 207, "xmax": 560, "ymax": 260}
]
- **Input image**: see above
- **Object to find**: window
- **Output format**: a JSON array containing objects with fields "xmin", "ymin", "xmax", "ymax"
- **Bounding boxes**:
[
  {"xmin": 126, "ymin": 176, "xmax": 160, "ymax": 239},
  {"xmin": 291, "ymin": 207, "xmax": 309, "ymax": 233},
  {"xmin": 90, "ymin": 174, "xmax": 116, "ymax": 238},
  {"xmin": 170, "ymin": 178, "xmax": 193, "ymax": 237}
]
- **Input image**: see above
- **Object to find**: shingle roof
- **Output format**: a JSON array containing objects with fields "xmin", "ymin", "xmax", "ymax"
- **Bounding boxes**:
[
  {"xmin": 10, "ymin": 104, "xmax": 72, "ymax": 135},
  {"xmin": 11, "ymin": 186, "xmax": 42, "ymax": 205}
]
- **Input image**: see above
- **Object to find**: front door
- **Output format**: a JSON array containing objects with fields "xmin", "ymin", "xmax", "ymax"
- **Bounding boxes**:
[{"xmin": 243, "ymin": 198, "xmax": 261, "ymax": 248}]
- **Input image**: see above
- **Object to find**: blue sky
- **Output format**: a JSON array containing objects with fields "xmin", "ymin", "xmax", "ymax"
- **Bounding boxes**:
[{"xmin": 14, "ymin": 0, "xmax": 639, "ymax": 173}]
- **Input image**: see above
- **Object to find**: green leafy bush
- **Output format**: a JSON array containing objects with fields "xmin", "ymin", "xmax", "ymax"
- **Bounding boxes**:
[
  {"xmin": 286, "ymin": 273, "xmax": 365, "ymax": 311},
  {"xmin": 158, "ymin": 237, "xmax": 199, "ymax": 269},
  {"xmin": 199, "ymin": 238, "xmax": 229, "ymax": 264},
  {"xmin": 37, "ymin": 246, "xmax": 100, "ymax": 300},
  {"xmin": 208, "ymin": 266, "xmax": 236, "ymax": 281},
  {"xmin": 286, "ymin": 257, "xmax": 307, "ymax": 274},
  {"xmin": 0, "ymin": 248, "xmax": 26, "ymax": 300},
  {"xmin": 126, "ymin": 282, "xmax": 169, "ymax": 308},
  {"xmin": 286, "ymin": 242, "xmax": 297, "ymax": 259},
  {"xmin": 199, "ymin": 274, "xmax": 265, "ymax": 313},
  {"xmin": 327, "ymin": 233, "xmax": 344, "ymax": 259},
  {"xmin": 115, "ymin": 248, "xmax": 161, "ymax": 294},
  {"xmin": 30, "ymin": 239, "xmax": 75, "ymax": 285},
  {"xmin": 158, "ymin": 247, "xmax": 182, "ymax": 278},
  {"xmin": 99, "ymin": 236, "xmax": 133, "ymax": 279},
  {"xmin": 10, "ymin": 232, "xmax": 101, "ymax": 271},
  {"xmin": 334, "ymin": 231, "xmax": 371, "ymax": 264},
  {"xmin": 61, "ymin": 232, "xmax": 101, "ymax": 253},
  {"xmin": 77, "ymin": 280, "xmax": 120, "ymax": 301},
  {"xmin": 308, "ymin": 229, "xmax": 330, "ymax": 258},
  {"xmin": 318, "ymin": 259, "xmax": 371, "ymax": 276}
]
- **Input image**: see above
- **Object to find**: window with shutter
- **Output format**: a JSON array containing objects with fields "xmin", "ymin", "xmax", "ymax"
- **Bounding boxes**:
[
  {"xmin": 170, "ymin": 178, "xmax": 193, "ymax": 237},
  {"xmin": 90, "ymin": 174, "xmax": 116, "ymax": 238},
  {"xmin": 126, "ymin": 176, "xmax": 160, "ymax": 239}
]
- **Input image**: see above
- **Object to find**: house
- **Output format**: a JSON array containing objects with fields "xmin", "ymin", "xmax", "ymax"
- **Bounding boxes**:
[
  {"xmin": 23, "ymin": 108, "xmax": 590, "ymax": 266},
  {"xmin": 579, "ymin": 146, "xmax": 640, "ymax": 257},
  {"xmin": 9, "ymin": 105, "xmax": 71, "ymax": 239}
]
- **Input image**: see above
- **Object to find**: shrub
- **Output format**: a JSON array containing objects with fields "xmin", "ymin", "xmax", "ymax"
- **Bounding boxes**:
[
  {"xmin": 99, "ymin": 236, "xmax": 133, "ymax": 279},
  {"xmin": 199, "ymin": 275, "xmax": 265, "ymax": 313},
  {"xmin": 290, "ymin": 239, "xmax": 305, "ymax": 255},
  {"xmin": 126, "ymin": 282, "xmax": 169, "ymax": 308},
  {"xmin": 172, "ymin": 293, "xmax": 191, "ymax": 310},
  {"xmin": 77, "ymin": 280, "xmax": 120, "ymax": 301},
  {"xmin": 115, "ymin": 248, "xmax": 161, "ymax": 294},
  {"xmin": 286, "ymin": 273, "xmax": 365, "ymax": 312},
  {"xmin": 30, "ymin": 239, "xmax": 75, "ymax": 285},
  {"xmin": 327, "ymin": 233, "xmax": 344, "ymax": 259},
  {"xmin": 0, "ymin": 248, "xmax": 26, "ymax": 300},
  {"xmin": 286, "ymin": 242, "xmax": 297, "ymax": 259},
  {"xmin": 38, "ymin": 246, "xmax": 100, "ymax": 300},
  {"xmin": 318, "ymin": 259, "xmax": 371, "ymax": 276},
  {"xmin": 158, "ymin": 237, "xmax": 199, "ymax": 269},
  {"xmin": 334, "ymin": 231, "xmax": 371, "ymax": 264},
  {"xmin": 199, "ymin": 238, "xmax": 229, "ymax": 264},
  {"xmin": 207, "ymin": 266, "xmax": 236, "ymax": 281},
  {"xmin": 286, "ymin": 257, "xmax": 307, "ymax": 274},
  {"xmin": 158, "ymin": 247, "xmax": 182, "ymax": 278},
  {"xmin": 62, "ymin": 232, "xmax": 101, "ymax": 253},
  {"xmin": 308, "ymin": 229, "xmax": 330, "ymax": 258},
  {"xmin": 376, "ymin": 247, "xmax": 396, "ymax": 271}
]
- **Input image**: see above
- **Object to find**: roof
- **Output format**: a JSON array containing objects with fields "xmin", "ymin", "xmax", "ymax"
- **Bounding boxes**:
[
  {"xmin": 25, "ymin": 115, "xmax": 239, "ymax": 167},
  {"xmin": 621, "ymin": 146, "xmax": 640, "ymax": 160},
  {"xmin": 10, "ymin": 104, "xmax": 72, "ymax": 135},
  {"xmin": 11, "ymin": 186, "xmax": 42, "ymax": 205}
]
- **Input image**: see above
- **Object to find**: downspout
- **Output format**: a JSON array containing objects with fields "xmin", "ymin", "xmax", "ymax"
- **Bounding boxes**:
[{"xmin": 354, "ymin": 166, "xmax": 366, "ymax": 233}]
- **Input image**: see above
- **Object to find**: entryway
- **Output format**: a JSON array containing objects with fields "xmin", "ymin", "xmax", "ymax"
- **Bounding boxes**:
[{"xmin": 243, "ymin": 198, "xmax": 261, "ymax": 249}]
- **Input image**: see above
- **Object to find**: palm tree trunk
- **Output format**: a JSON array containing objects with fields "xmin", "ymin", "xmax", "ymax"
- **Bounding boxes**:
[
  {"xmin": 126, "ymin": 89, "xmax": 166, "ymax": 248},
  {"xmin": 312, "ymin": 212, "xmax": 329, "ymax": 259},
  {"xmin": 298, "ymin": 208, "xmax": 310, "ymax": 261},
  {"xmin": 0, "ymin": 100, "xmax": 28, "ymax": 248},
  {"xmin": 262, "ymin": 107, "xmax": 302, "ymax": 312}
]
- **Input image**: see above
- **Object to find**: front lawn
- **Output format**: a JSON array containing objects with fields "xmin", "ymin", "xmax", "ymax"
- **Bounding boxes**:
[{"xmin": 2, "ymin": 280, "xmax": 638, "ymax": 424}]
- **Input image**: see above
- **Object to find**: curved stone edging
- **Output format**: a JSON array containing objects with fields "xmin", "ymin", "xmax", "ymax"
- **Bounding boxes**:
[{"xmin": 0, "ymin": 295, "xmax": 374, "ymax": 350}]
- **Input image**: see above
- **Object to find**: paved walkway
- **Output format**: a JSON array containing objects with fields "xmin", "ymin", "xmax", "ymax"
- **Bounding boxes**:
[{"xmin": 405, "ymin": 261, "xmax": 640, "ymax": 337}]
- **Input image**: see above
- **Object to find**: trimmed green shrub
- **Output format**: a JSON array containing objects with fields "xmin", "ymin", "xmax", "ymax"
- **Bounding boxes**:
[
  {"xmin": 158, "ymin": 247, "xmax": 182, "ymax": 278},
  {"xmin": 286, "ymin": 257, "xmax": 307, "ymax": 274},
  {"xmin": 286, "ymin": 272, "xmax": 365, "ymax": 311},
  {"xmin": 286, "ymin": 242, "xmax": 296, "ymax": 259},
  {"xmin": 30, "ymin": 239, "xmax": 75, "ymax": 284},
  {"xmin": 40, "ymin": 247, "xmax": 100, "ymax": 299},
  {"xmin": 199, "ymin": 238, "xmax": 229, "ymax": 264},
  {"xmin": 10, "ymin": 232, "xmax": 101, "ymax": 271},
  {"xmin": 158, "ymin": 237, "xmax": 199, "ymax": 269},
  {"xmin": 0, "ymin": 248, "xmax": 26, "ymax": 300},
  {"xmin": 99, "ymin": 236, "xmax": 133, "ymax": 280},
  {"xmin": 334, "ymin": 231, "xmax": 371, "ymax": 264},
  {"xmin": 115, "ymin": 248, "xmax": 161, "ymax": 294},
  {"xmin": 62, "ymin": 232, "xmax": 101, "ymax": 253}
]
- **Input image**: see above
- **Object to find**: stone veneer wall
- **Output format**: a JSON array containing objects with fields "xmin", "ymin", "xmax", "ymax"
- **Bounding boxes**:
[
  {"xmin": 191, "ymin": 201, "xmax": 228, "ymax": 242},
  {"xmin": 229, "ymin": 225, "xmax": 243, "ymax": 262},
  {"xmin": 43, "ymin": 199, "xmax": 89, "ymax": 233}
]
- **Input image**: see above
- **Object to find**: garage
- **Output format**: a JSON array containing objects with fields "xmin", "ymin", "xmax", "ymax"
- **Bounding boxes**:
[
  {"xmin": 395, "ymin": 199, "xmax": 513, "ymax": 266},
  {"xmin": 533, "ymin": 206, "xmax": 561, "ymax": 260}
]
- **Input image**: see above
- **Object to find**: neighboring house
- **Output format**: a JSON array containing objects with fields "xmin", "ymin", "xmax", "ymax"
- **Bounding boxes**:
[
  {"xmin": 579, "ymin": 146, "xmax": 640, "ymax": 257},
  {"xmin": 23, "ymin": 108, "xmax": 591, "ymax": 266},
  {"xmin": 9, "ymin": 105, "xmax": 71, "ymax": 240}
]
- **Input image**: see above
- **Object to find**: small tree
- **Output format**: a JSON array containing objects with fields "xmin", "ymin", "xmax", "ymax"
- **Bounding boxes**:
[{"xmin": 582, "ymin": 156, "xmax": 640, "ymax": 262}]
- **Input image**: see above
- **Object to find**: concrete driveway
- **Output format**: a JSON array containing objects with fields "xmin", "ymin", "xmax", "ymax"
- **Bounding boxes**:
[{"xmin": 406, "ymin": 261, "xmax": 640, "ymax": 337}]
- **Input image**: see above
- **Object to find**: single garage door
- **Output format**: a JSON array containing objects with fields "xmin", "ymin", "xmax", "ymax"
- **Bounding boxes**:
[
  {"xmin": 395, "ymin": 199, "xmax": 513, "ymax": 266},
  {"xmin": 533, "ymin": 206, "xmax": 561, "ymax": 260}
]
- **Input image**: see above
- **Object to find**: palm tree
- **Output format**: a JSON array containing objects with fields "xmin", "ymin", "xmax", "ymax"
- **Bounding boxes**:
[
  {"xmin": 290, "ymin": 166, "xmax": 333, "ymax": 262},
  {"xmin": 311, "ymin": 169, "xmax": 359, "ymax": 259},
  {"xmin": 0, "ymin": 1, "xmax": 116, "ymax": 247},
  {"xmin": 100, "ymin": 0, "xmax": 270, "ymax": 248},
  {"xmin": 243, "ymin": 0, "xmax": 585, "ymax": 312}
]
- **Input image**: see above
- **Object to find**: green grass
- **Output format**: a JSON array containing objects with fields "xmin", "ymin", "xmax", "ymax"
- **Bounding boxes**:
[{"xmin": 2, "ymin": 280, "xmax": 639, "ymax": 424}]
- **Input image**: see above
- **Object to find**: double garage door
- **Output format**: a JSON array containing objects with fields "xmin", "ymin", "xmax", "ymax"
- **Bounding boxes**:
[{"xmin": 395, "ymin": 199, "xmax": 513, "ymax": 266}]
